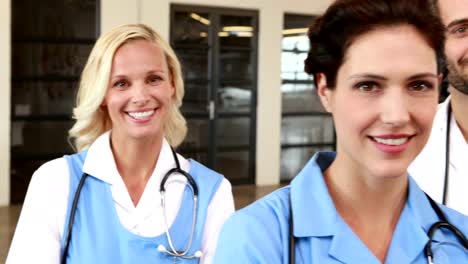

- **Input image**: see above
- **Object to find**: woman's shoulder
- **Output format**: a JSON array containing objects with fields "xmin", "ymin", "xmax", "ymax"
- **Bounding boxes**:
[
  {"xmin": 187, "ymin": 159, "xmax": 226, "ymax": 189},
  {"xmin": 227, "ymin": 186, "xmax": 291, "ymax": 230},
  {"xmin": 188, "ymin": 159, "xmax": 222, "ymax": 177},
  {"xmin": 26, "ymin": 157, "xmax": 71, "ymax": 202},
  {"xmin": 214, "ymin": 187, "xmax": 291, "ymax": 263},
  {"xmin": 33, "ymin": 157, "xmax": 70, "ymax": 183}
]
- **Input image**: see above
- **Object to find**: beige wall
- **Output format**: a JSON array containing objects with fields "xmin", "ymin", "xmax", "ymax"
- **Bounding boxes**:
[
  {"xmin": 0, "ymin": 0, "xmax": 11, "ymax": 206},
  {"xmin": 101, "ymin": 0, "xmax": 139, "ymax": 33}
]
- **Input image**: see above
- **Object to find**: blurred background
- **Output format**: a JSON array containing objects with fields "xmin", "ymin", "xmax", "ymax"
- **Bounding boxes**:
[{"xmin": 0, "ymin": 0, "xmax": 337, "ymax": 261}]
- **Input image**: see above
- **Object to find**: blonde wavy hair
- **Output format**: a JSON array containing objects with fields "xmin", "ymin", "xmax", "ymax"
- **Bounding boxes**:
[{"xmin": 69, "ymin": 24, "xmax": 187, "ymax": 151}]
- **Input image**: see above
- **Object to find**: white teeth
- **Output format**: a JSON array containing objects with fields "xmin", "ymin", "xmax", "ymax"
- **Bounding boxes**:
[
  {"xmin": 128, "ymin": 110, "xmax": 154, "ymax": 119},
  {"xmin": 373, "ymin": 137, "xmax": 408, "ymax": 146}
]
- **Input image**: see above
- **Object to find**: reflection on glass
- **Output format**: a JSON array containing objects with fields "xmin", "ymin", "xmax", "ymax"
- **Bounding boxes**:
[
  {"xmin": 282, "ymin": 35, "xmax": 309, "ymax": 51},
  {"xmin": 220, "ymin": 50, "xmax": 252, "ymax": 80},
  {"xmin": 11, "ymin": 159, "xmax": 50, "ymax": 203},
  {"xmin": 180, "ymin": 119, "xmax": 210, "ymax": 150},
  {"xmin": 282, "ymin": 84, "xmax": 325, "ymax": 113},
  {"xmin": 281, "ymin": 52, "xmax": 310, "ymax": 77},
  {"xmin": 220, "ymin": 15, "xmax": 254, "ymax": 47},
  {"xmin": 281, "ymin": 116, "xmax": 334, "ymax": 145},
  {"xmin": 281, "ymin": 146, "xmax": 334, "ymax": 181},
  {"xmin": 281, "ymin": 14, "xmax": 318, "ymax": 114},
  {"xmin": 218, "ymin": 85, "xmax": 251, "ymax": 113},
  {"xmin": 217, "ymin": 118, "xmax": 250, "ymax": 147},
  {"xmin": 216, "ymin": 151, "xmax": 249, "ymax": 180},
  {"xmin": 12, "ymin": 82, "xmax": 78, "ymax": 116},
  {"xmin": 13, "ymin": 0, "xmax": 97, "ymax": 39},
  {"xmin": 13, "ymin": 43, "xmax": 92, "ymax": 77},
  {"xmin": 182, "ymin": 84, "xmax": 209, "ymax": 114},
  {"xmin": 173, "ymin": 11, "xmax": 210, "ymax": 45},
  {"xmin": 11, "ymin": 121, "xmax": 74, "ymax": 156},
  {"xmin": 177, "ymin": 49, "xmax": 209, "ymax": 81}
]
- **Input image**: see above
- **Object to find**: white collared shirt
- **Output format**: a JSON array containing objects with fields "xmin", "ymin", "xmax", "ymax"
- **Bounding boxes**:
[
  {"xmin": 7, "ymin": 131, "xmax": 235, "ymax": 263},
  {"xmin": 409, "ymin": 97, "xmax": 468, "ymax": 215}
]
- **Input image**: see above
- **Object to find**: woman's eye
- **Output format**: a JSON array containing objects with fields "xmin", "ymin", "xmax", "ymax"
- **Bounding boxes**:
[
  {"xmin": 449, "ymin": 24, "xmax": 468, "ymax": 37},
  {"xmin": 113, "ymin": 80, "xmax": 127, "ymax": 88},
  {"xmin": 148, "ymin": 76, "xmax": 163, "ymax": 84},
  {"xmin": 456, "ymin": 26, "xmax": 466, "ymax": 33},
  {"xmin": 409, "ymin": 81, "xmax": 434, "ymax": 92},
  {"xmin": 355, "ymin": 82, "xmax": 379, "ymax": 92}
]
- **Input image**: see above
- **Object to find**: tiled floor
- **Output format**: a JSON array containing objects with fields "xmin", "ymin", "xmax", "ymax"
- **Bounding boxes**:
[{"xmin": 0, "ymin": 184, "xmax": 283, "ymax": 262}]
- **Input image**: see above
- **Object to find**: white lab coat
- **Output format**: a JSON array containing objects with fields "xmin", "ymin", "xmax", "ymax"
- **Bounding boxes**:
[{"xmin": 409, "ymin": 97, "xmax": 468, "ymax": 216}]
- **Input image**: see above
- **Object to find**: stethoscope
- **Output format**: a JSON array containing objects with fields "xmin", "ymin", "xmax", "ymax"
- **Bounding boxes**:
[
  {"xmin": 288, "ymin": 193, "xmax": 468, "ymax": 264},
  {"xmin": 441, "ymin": 101, "xmax": 452, "ymax": 205},
  {"xmin": 61, "ymin": 147, "xmax": 202, "ymax": 264}
]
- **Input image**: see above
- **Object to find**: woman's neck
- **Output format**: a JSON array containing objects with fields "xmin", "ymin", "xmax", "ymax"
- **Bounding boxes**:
[
  {"xmin": 450, "ymin": 88, "xmax": 468, "ymax": 143},
  {"xmin": 110, "ymin": 131, "xmax": 164, "ymax": 206},
  {"xmin": 324, "ymin": 155, "xmax": 407, "ymax": 262}
]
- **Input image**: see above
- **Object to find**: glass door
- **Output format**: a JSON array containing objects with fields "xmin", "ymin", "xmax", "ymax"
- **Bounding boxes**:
[{"xmin": 171, "ymin": 5, "xmax": 258, "ymax": 184}]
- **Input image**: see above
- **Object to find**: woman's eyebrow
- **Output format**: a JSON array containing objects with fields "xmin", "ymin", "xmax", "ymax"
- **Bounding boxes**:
[
  {"xmin": 348, "ymin": 74, "xmax": 387, "ymax": 81},
  {"xmin": 407, "ymin": 73, "xmax": 438, "ymax": 80},
  {"xmin": 446, "ymin": 18, "xmax": 468, "ymax": 30}
]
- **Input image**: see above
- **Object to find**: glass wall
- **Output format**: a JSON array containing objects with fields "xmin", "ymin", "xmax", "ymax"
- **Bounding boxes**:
[
  {"xmin": 10, "ymin": 0, "xmax": 99, "ymax": 203},
  {"xmin": 280, "ymin": 14, "xmax": 335, "ymax": 181}
]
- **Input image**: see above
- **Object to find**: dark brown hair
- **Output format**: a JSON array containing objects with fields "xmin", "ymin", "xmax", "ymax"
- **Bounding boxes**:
[{"xmin": 304, "ymin": 0, "xmax": 445, "ymax": 88}]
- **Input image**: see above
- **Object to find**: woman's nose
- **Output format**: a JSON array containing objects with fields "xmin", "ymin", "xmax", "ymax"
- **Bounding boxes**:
[
  {"xmin": 130, "ymin": 84, "xmax": 150, "ymax": 105},
  {"xmin": 380, "ymin": 88, "xmax": 410, "ymax": 127}
]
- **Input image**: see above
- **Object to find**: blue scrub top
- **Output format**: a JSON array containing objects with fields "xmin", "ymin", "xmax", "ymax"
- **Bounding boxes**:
[
  {"xmin": 62, "ymin": 151, "xmax": 223, "ymax": 264},
  {"xmin": 214, "ymin": 152, "xmax": 468, "ymax": 263}
]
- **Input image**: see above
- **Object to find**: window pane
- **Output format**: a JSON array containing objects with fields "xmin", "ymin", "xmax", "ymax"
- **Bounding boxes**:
[
  {"xmin": 173, "ymin": 11, "xmax": 210, "ymax": 45},
  {"xmin": 281, "ymin": 146, "xmax": 334, "ymax": 181},
  {"xmin": 282, "ymin": 83, "xmax": 326, "ymax": 113},
  {"xmin": 218, "ymin": 85, "xmax": 252, "ymax": 113},
  {"xmin": 216, "ymin": 150, "xmax": 249, "ymax": 181},
  {"xmin": 11, "ymin": 159, "xmax": 49, "ymax": 203},
  {"xmin": 219, "ymin": 15, "xmax": 254, "ymax": 47},
  {"xmin": 281, "ymin": 14, "xmax": 319, "ymax": 114},
  {"xmin": 180, "ymin": 119, "xmax": 210, "ymax": 150},
  {"xmin": 11, "ymin": 121, "xmax": 74, "ymax": 156},
  {"xmin": 182, "ymin": 84, "xmax": 209, "ymax": 114},
  {"xmin": 177, "ymin": 48, "xmax": 209, "ymax": 81},
  {"xmin": 13, "ymin": 0, "xmax": 96, "ymax": 39},
  {"xmin": 217, "ymin": 118, "xmax": 250, "ymax": 147},
  {"xmin": 220, "ymin": 50, "xmax": 252, "ymax": 80},
  {"xmin": 12, "ymin": 82, "xmax": 78, "ymax": 116},
  {"xmin": 281, "ymin": 116, "xmax": 334, "ymax": 145}
]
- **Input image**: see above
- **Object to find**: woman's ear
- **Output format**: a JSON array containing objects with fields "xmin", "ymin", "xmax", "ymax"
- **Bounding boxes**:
[
  {"xmin": 437, "ymin": 73, "xmax": 443, "ymax": 86},
  {"xmin": 316, "ymin": 73, "xmax": 333, "ymax": 113}
]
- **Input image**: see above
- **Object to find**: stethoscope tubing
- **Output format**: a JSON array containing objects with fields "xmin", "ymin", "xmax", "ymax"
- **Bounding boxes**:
[{"xmin": 442, "ymin": 101, "xmax": 451, "ymax": 205}]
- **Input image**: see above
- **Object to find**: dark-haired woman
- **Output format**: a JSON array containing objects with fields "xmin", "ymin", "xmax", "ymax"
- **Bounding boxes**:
[{"xmin": 213, "ymin": 0, "xmax": 468, "ymax": 263}]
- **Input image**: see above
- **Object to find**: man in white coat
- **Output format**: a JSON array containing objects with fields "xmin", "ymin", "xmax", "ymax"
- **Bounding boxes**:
[{"xmin": 409, "ymin": 0, "xmax": 468, "ymax": 215}]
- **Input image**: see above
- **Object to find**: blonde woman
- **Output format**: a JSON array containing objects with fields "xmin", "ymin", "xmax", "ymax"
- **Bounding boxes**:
[{"xmin": 7, "ymin": 24, "xmax": 234, "ymax": 264}]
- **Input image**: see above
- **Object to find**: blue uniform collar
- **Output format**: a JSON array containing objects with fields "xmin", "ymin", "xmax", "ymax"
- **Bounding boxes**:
[
  {"xmin": 290, "ymin": 151, "xmax": 338, "ymax": 237},
  {"xmin": 290, "ymin": 152, "xmax": 442, "ymax": 262}
]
